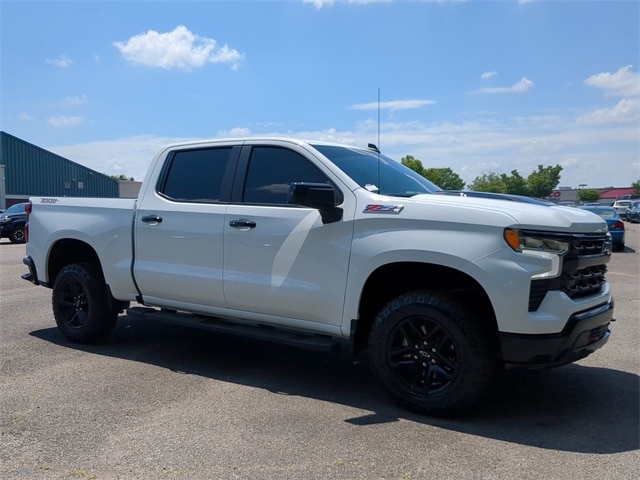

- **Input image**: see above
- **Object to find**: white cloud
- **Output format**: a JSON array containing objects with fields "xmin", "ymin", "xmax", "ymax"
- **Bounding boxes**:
[
  {"xmin": 44, "ymin": 109, "xmax": 638, "ymax": 190},
  {"xmin": 584, "ymin": 65, "xmax": 640, "ymax": 97},
  {"xmin": 473, "ymin": 77, "xmax": 534, "ymax": 94},
  {"xmin": 348, "ymin": 0, "xmax": 393, "ymax": 4},
  {"xmin": 113, "ymin": 25, "xmax": 243, "ymax": 70},
  {"xmin": 48, "ymin": 135, "xmax": 190, "ymax": 181},
  {"xmin": 576, "ymin": 98, "xmax": 640, "ymax": 126},
  {"xmin": 19, "ymin": 113, "xmax": 33, "ymax": 121},
  {"xmin": 303, "ymin": 0, "xmax": 335, "ymax": 8},
  {"xmin": 61, "ymin": 94, "xmax": 88, "ymax": 107},
  {"xmin": 45, "ymin": 55, "xmax": 73, "ymax": 68},
  {"xmin": 217, "ymin": 127, "xmax": 252, "ymax": 137},
  {"xmin": 303, "ymin": 0, "xmax": 391, "ymax": 8},
  {"xmin": 350, "ymin": 99, "xmax": 436, "ymax": 111},
  {"xmin": 561, "ymin": 157, "xmax": 580, "ymax": 168},
  {"xmin": 520, "ymin": 139, "xmax": 562, "ymax": 154},
  {"xmin": 481, "ymin": 71, "xmax": 497, "ymax": 80},
  {"xmin": 47, "ymin": 116, "xmax": 85, "ymax": 127}
]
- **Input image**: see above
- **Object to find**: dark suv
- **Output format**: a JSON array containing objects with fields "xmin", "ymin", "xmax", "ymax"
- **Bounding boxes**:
[{"xmin": 0, "ymin": 202, "xmax": 28, "ymax": 243}]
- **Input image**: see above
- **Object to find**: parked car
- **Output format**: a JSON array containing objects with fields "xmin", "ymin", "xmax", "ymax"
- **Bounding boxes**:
[
  {"xmin": 612, "ymin": 200, "xmax": 633, "ymax": 220},
  {"xmin": 579, "ymin": 205, "xmax": 625, "ymax": 251},
  {"xmin": 0, "ymin": 202, "xmax": 28, "ymax": 243},
  {"xmin": 627, "ymin": 201, "xmax": 640, "ymax": 223}
]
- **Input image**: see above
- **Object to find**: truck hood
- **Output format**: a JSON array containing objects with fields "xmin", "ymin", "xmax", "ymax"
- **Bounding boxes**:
[{"xmin": 398, "ymin": 193, "xmax": 608, "ymax": 233}]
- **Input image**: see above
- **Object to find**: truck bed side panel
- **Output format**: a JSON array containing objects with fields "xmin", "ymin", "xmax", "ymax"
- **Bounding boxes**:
[{"xmin": 27, "ymin": 197, "xmax": 138, "ymax": 301}]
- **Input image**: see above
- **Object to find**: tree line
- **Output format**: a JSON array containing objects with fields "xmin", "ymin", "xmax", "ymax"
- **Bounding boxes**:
[
  {"xmin": 401, "ymin": 155, "xmax": 640, "ymax": 200},
  {"xmin": 107, "ymin": 174, "xmax": 136, "ymax": 182}
]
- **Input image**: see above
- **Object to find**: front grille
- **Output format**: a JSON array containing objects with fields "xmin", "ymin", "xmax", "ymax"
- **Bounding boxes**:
[
  {"xmin": 562, "ymin": 264, "xmax": 608, "ymax": 298},
  {"xmin": 528, "ymin": 233, "xmax": 610, "ymax": 311},
  {"xmin": 570, "ymin": 236, "xmax": 607, "ymax": 256}
]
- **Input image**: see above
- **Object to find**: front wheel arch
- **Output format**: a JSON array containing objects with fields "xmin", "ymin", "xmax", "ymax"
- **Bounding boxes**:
[{"xmin": 354, "ymin": 262, "xmax": 499, "ymax": 355}]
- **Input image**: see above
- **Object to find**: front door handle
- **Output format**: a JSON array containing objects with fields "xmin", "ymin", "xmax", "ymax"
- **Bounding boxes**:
[
  {"xmin": 229, "ymin": 219, "xmax": 256, "ymax": 229},
  {"xmin": 141, "ymin": 215, "xmax": 163, "ymax": 224}
]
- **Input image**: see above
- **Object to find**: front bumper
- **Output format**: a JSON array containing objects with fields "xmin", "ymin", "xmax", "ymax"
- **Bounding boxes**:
[{"xmin": 500, "ymin": 299, "xmax": 614, "ymax": 368}]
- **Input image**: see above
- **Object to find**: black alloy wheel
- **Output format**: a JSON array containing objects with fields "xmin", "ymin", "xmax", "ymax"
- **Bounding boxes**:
[
  {"xmin": 52, "ymin": 263, "xmax": 118, "ymax": 343},
  {"xmin": 55, "ymin": 277, "xmax": 90, "ymax": 333},
  {"xmin": 369, "ymin": 290, "xmax": 495, "ymax": 414},
  {"xmin": 386, "ymin": 315, "xmax": 459, "ymax": 396},
  {"xmin": 9, "ymin": 226, "xmax": 25, "ymax": 243}
]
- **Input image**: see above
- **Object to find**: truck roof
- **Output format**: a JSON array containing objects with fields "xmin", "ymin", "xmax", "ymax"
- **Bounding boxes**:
[{"xmin": 162, "ymin": 137, "xmax": 372, "ymax": 151}]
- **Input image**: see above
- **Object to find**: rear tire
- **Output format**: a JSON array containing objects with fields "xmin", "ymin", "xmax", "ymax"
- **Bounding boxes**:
[
  {"xmin": 369, "ymin": 290, "xmax": 496, "ymax": 415},
  {"xmin": 52, "ymin": 263, "xmax": 118, "ymax": 343}
]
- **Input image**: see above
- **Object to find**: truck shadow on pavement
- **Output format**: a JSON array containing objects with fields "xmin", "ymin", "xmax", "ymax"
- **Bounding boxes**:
[{"xmin": 31, "ymin": 315, "xmax": 639, "ymax": 455}]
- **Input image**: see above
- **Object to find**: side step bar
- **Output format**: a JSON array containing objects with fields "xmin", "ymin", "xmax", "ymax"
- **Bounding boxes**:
[{"xmin": 126, "ymin": 307, "xmax": 341, "ymax": 352}]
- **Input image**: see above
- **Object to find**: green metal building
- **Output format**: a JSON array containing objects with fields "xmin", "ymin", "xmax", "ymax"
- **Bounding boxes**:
[{"xmin": 0, "ymin": 131, "xmax": 118, "ymax": 209}]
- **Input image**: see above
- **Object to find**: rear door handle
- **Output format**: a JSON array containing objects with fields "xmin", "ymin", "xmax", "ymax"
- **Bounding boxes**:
[
  {"xmin": 141, "ymin": 215, "xmax": 163, "ymax": 224},
  {"xmin": 229, "ymin": 219, "xmax": 256, "ymax": 229}
]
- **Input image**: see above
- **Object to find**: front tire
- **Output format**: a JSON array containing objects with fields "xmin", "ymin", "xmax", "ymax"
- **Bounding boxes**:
[
  {"xmin": 9, "ymin": 226, "xmax": 25, "ymax": 243},
  {"xmin": 52, "ymin": 263, "xmax": 118, "ymax": 343},
  {"xmin": 369, "ymin": 290, "xmax": 496, "ymax": 415}
]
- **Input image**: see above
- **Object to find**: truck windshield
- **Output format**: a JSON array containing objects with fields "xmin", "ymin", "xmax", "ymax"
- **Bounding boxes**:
[{"xmin": 311, "ymin": 145, "xmax": 441, "ymax": 197}]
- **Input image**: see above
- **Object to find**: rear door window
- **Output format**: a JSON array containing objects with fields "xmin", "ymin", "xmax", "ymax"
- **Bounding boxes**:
[{"xmin": 159, "ymin": 147, "xmax": 235, "ymax": 203}]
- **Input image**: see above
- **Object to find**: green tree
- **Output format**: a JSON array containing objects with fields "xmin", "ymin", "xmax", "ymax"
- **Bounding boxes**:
[
  {"xmin": 400, "ymin": 155, "xmax": 425, "ymax": 176},
  {"xmin": 400, "ymin": 155, "xmax": 466, "ymax": 190},
  {"xmin": 470, "ymin": 164, "xmax": 562, "ymax": 197},
  {"xmin": 577, "ymin": 189, "xmax": 601, "ymax": 203},
  {"xmin": 632, "ymin": 179, "xmax": 640, "ymax": 194},
  {"xmin": 500, "ymin": 170, "xmax": 529, "ymax": 196},
  {"xmin": 107, "ymin": 174, "xmax": 135, "ymax": 182},
  {"xmin": 527, "ymin": 164, "xmax": 563, "ymax": 198},
  {"xmin": 469, "ymin": 172, "xmax": 507, "ymax": 193},
  {"xmin": 423, "ymin": 167, "xmax": 466, "ymax": 190}
]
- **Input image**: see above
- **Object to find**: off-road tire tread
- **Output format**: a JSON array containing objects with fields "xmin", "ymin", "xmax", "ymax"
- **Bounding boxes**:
[
  {"xmin": 369, "ymin": 289, "xmax": 496, "ymax": 415},
  {"xmin": 52, "ymin": 263, "xmax": 118, "ymax": 343}
]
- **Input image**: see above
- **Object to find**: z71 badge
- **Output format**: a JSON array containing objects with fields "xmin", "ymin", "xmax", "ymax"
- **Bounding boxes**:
[{"xmin": 363, "ymin": 204, "xmax": 404, "ymax": 214}]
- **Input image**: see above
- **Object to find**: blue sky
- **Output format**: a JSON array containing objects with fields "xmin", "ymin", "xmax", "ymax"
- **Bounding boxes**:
[{"xmin": 1, "ymin": 0, "xmax": 639, "ymax": 188}]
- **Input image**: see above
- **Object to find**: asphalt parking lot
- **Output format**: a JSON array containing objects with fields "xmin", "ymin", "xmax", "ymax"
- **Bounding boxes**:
[{"xmin": 1, "ymin": 226, "xmax": 639, "ymax": 480}]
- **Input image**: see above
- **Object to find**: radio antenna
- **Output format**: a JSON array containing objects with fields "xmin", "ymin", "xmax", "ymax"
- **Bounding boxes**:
[
  {"xmin": 377, "ymin": 88, "xmax": 381, "ymax": 152},
  {"xmin": 377, "ymin": 88, "xmax": 381, "ymax": 193}
]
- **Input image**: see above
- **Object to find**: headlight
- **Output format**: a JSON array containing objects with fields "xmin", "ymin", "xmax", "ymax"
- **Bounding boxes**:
[
  {"xmin": 603, "ymin": 232, "xmax": 613, "ymax": 255},
  {"xmin": 504, "ymin": 228, "xmax": 569, "ymax": 279}
]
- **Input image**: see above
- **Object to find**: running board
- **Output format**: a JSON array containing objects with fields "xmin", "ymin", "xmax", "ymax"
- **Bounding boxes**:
[{"xmin": 126, "ymin": 307, "xmax": 341, "ymax": 352}]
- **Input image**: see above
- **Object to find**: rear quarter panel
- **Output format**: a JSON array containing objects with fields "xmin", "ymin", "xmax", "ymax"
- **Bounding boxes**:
[{"xmin": 27, "ymin": 197, "xmax": 137, "ymax": 300}]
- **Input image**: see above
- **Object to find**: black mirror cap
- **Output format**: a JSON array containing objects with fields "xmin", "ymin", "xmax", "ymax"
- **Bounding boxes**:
[
  {"xmin": 288, "ymin": 182, "xmax": 342, "ymax": 223},
  {"xmin": 288, "ymin": 182, "xmax": 336, "ymax": 209}
]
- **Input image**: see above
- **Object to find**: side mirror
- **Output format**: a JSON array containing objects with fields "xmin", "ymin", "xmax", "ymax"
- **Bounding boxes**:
[{"xmin": 288, "ymin": 183, "xmax": 342, "ymax": 223}]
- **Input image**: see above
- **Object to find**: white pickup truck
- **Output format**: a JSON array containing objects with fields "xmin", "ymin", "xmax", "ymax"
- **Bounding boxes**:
[{"xmin": 23, "ymin": 138, "xmax": 614, "ymax": 414}]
